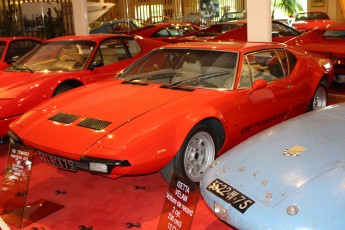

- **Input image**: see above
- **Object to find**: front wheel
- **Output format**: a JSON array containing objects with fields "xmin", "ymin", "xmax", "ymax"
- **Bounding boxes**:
[
  {"xmin": 161, "ymin": 123, "xmax": 217, "ymax": 183},
  {"xmin": 307, "ymin": 79, "xmax": 328, "ymax": 111}
]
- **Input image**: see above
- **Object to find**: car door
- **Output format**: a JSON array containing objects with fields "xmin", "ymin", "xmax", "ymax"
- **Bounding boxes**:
[{"xmin": 236, "ymin": 49, "xmax": 293, "ymax": 140}]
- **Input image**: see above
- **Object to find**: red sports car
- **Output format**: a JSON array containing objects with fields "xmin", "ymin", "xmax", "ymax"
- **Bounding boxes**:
[
  {"xmin": 8, "ymin": 42, "xmax": 333, "ymax": 183},
  {"xmin": 0, "ymin": 37, "xmax": 43, "ymax": 70},
  {"xmin": 176, "ymin": 20, "xmax": 301, "ymax": 43},
  {"xmin": 130, "ymin": 23, "xmax": 201, "ymax": 43},
  {"xmin": 292, "ymin": 11, "xmax": 335, "ymax": 32},
  {"xmin": 0, "ymin": 34, "xmax": 166, "ymax": 143},
  {"xmin": 285, "ymin": 22, "xmax": 345, "ymax": 83}
]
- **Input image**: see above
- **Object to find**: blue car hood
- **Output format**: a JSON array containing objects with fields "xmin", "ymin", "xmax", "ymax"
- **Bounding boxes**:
[{"xmin": 204, "ymin": 104, "xmax": 345, "ymax": 207}]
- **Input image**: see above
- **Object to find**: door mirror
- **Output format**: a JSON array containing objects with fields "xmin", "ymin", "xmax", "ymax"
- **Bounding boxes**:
[
  {"xmin": 247, "ymin": 79, "xmax": 267, "ymax": 94},
  {"xmin": 6, "ymin": 56, "xmax": 19, "ymax": 64},
  {"xmin": 89, "ymin": 60, "xmax": 104, "ymax": 70}
]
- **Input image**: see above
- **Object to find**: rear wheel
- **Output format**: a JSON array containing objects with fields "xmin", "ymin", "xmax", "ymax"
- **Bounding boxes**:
[
  {"xmin": 161, "ymin": 123, "xmax": 216, "ymax": 183},
  {"xmin": 53, "ymin": 84, "xmax": 75, "ymax": 97},
  {"xmin": 307, "ymin": 79, "xmax": 328, "ymax": 111}
]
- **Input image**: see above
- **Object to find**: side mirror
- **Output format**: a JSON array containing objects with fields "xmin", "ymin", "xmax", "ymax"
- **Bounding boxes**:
[
  {"xmin": 253, "ymin": 79, "xmax": 267, "ymax": 89},
  {"xmin": 6, "ymin": 56, "xmax": 19, "ymax": 64},
  {"xmin": 248, "ymin": 79, "xmax": 267, "ymax": 94},
  {"xmin": 89, "ymin": 60, "xmax": 104, "ymax": 70}
]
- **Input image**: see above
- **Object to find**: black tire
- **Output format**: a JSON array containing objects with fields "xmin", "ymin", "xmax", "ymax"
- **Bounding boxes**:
[
  {"xmin": 161, "ymin": 122, "xmax": 217, "ymax": 184},
  {"xmin": 52, "ymin": 84, "xmax": 75, "ymax": 97},
  {"xmin": 307, "ymin": 78, "xmax": 328, "ymax": 112}
]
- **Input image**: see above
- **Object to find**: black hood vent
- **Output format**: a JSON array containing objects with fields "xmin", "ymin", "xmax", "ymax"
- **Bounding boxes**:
[
  {"xmin": 77, "ymin": 118, "xmax": 111, "ymax": 130},
  {"xmin": 49, "ymin": 112, "xmax": 81, "ymax": 124}
]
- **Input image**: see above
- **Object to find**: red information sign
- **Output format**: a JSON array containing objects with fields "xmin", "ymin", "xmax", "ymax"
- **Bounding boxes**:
[{"xmin": 158, "ymin": 171, "xmax": 199, "ymax": 230}]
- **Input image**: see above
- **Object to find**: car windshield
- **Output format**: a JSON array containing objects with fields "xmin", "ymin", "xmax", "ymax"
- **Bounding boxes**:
[
  {"xmin": 196, "ymin": 23, "xmax": 244, "ymax": 37},
  {"xmin": 221, "ymin": 11, "xmax": 247, "ymax": 21},
  {"xmin": 324, "ymin": 30, "xmax": 345, "ymax": 38},
  {"xmin": 296, "ymin": 12, "xmax": 330, "ymax": 21},
  {"xmin": 7, "ymin": 40, "xmax": 96, "ymax": 72},
  {"xmin": 0, "ymin": 41, "xmax": 5, "ymax": 60},
  {"xmin": 118, "ymin": 49, "xmax": 238, "ymax": 90}
]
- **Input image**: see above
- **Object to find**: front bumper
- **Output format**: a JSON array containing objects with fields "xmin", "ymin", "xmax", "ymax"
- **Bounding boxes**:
[{"xmin": 8, "ymin": 130, "xmax": 131, "ymax": 176}]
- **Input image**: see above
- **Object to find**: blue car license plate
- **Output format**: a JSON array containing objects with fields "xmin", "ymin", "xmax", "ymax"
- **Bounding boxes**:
[{"xmin": 207, "ymin": 178, "xmax": 255, "ymax": 213}]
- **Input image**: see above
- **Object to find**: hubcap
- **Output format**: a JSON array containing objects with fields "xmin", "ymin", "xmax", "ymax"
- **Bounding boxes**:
[
  {"xmin": 184, "ymin": 131, "xmax": 215, "ymax": 182},
  {"xmin": 313, "ymin": 86, "xmax": 327, "ymax": 110}
]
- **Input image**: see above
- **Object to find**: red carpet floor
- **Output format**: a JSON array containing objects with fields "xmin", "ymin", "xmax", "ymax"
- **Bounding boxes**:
[{"xmin": 0, "ymin": 144, "xmax": 231, "ymax": 230}]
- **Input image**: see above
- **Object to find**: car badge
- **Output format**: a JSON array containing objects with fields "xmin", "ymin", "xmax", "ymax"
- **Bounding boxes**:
[{"xmin": 283, "ymin": 145, "xmax": 306, "ymax": 157}]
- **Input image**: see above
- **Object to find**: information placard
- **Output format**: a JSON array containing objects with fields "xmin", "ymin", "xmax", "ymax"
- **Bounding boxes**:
[
  {"xmin": 0, "ymin": 144, "xmax": 34, "ymax": 214},
  {"xmin": 158, "ymin": 171, "xmax": 199, "ymax": 230},
  {"xmin": 0, "ymin": 143, "xmax": 63, "ymax": 228}
]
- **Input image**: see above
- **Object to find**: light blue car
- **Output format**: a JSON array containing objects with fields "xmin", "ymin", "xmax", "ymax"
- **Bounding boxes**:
[
  {"xmin": 89, "ymin": 19, "xmax": 143, "ymax": 34},
  {"xmin": 200, "ymin": 103, "xmax": 345, "ymax": 230}
]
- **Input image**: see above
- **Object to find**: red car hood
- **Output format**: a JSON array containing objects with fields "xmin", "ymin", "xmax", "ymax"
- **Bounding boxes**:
[
  {"xmin": 293, "ymin": 20, "xmax": 334, "ymax": 31},
  {"xmin": 0, "ymin": 71, "xmax": 48, "ymax": 95},
  {"xmin": 12, "ymin": 80, "xmax": 193, "ymax": 156}
]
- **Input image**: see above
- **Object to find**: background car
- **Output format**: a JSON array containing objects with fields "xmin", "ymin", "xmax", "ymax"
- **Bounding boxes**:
[
  {"xmin": 219, "ymin": 10, "xmax": 247, "ymax": 22},
  {"xmin": 0, "ymin": 37, "xmax": 43, "ymax": 70},
  {"xmin": 285, "ymin": 22, "xmax": 345, "ymax": 84},
  {"xmin": 8, "ymin": 42, "xmax": 332, "ymax": 184},
  {"xmin": 292, "ymin": 11, "xmax": 335, "ymax": 32},
  {"xmin": 200, "ymin": 103, "xmax": 345, "ymax": 229},
  {"xmin": 0, "ymin": 34, "xmax": 166, "ymax": 143},
  {"xmin": 89, "ymin": 19, "xmax": 144, "ymax": 34},
  {"xmin": 176, "ymin": 20, "xmax": 301, "ymax": 43},
  {"xmin": 129, "ymin": 23, "xmax": 201, "ymax": 43}
]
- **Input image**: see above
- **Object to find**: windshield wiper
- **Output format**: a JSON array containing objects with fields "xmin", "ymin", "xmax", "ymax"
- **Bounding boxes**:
[
  {"xmin": 12, "ymin": 65, "xmax": 34, "ymax": 73},
  {"xmin": 124, "ymin": 72, "xmax": 179, "ymax": 83},
  {"xmin": 166, "ymin": 71, "xmax": 232, "ymax": 88}
]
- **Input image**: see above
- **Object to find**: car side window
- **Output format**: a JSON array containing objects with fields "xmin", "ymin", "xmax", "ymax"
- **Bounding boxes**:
[
  {"xmin": 5, "ymin": 40, "xmax": 41, "ymax": 62},
  {"xmin": 238, "ymin": 49, "xmax": 286, "ymax": 88},
  {"xmin": 95, "ymin": 38, "xmax": 130, "ymax": 66},
  {"xmin": 276, "ymin": 49, "xmax": 289, "ymax": 77},
  {"xmin": 238, "ymin": 57, "xmax": 252, "ymax": 88},
  {"xmin": 250, "ymin": 50, "xmax": 285, "ymax": 81},
  {"xmin": 124, "ymin": 38, "xmax": 141, "ymax": 57},
  {"xmin": 272, "ymin": 22, "xmax": 300, "ymax": 36},
  {"xmin": 152, "ymin": 28, "xmax": 170, "ymax": 37}
]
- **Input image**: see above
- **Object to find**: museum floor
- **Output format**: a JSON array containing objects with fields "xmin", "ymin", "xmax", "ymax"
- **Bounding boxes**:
[
  {"xmin": 0, "ymin": 143, "xmax": 230, "ymax": 230},
  {"xmin": 1, "ymin": 83, "xmax": 345, "ymax": 230}
]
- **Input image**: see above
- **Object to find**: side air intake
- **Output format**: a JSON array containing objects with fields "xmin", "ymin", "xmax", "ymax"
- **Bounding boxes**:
[
  {"xmin": 49, "ymin": 112, "xmax": 81, "ymax": 124},
  {"xmin": 77, "ymin": 118, "xmax": 111, "ymax": 130}
]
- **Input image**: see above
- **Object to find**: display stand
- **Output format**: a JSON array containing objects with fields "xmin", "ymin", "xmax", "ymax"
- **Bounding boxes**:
[
  {"xmin": 0, "ymin": 143, "xmax": 64, "ymax": 229},
  {"xmin": 157, "ymin": 171, "xmax": 199, "ymax": 230}
]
